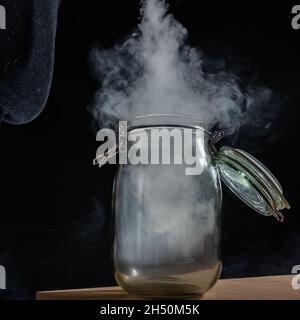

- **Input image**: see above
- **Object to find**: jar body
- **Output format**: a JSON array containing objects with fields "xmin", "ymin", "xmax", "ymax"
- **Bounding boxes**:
[{"xmin": 113, "ymin": 125, "xmax": 222, "ymax": 299}]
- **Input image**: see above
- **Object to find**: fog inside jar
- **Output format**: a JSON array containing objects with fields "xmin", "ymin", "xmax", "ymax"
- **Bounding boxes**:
[{"xmin": 115, "ymin": 129, "xmax": 221, "ymax": 272}]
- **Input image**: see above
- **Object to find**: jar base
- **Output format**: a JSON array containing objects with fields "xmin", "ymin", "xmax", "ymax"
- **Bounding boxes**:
[{"xmin": 115, "ymin": 264, "xmax": 221, "ymax": 300}]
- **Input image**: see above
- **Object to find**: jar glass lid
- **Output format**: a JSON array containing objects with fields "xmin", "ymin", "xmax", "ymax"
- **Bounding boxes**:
[{"xmin": 215, "ymin": 145, "xmax": 290, "ymax": 222}]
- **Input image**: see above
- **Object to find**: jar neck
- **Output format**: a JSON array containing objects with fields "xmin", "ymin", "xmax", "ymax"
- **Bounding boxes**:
[{"xmin": 125, "ymin": 114, "xmax": 212, "ymax": 135}]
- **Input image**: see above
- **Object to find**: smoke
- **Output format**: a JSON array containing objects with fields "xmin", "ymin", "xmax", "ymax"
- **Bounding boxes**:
[
  {"xmin": 89, "ymin": 0, "xmax": 280, "ymax": 138},
  {"xmin": 116, "ymin": 164, "xmax": 219, "ymax": 263},
  {"xmin": 88, "ymin": 0, "xmax": 292, "ymax": 285}
]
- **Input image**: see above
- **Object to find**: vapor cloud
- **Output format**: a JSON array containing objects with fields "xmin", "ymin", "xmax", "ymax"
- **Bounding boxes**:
[{"xmin": 89, "ymin": 0, "xmax": 278, "ymax": 138}]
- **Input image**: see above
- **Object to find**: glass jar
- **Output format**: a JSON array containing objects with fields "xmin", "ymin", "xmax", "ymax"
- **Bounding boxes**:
[
  {"xmin": 95, "ymin": 114, "xmax": 290, "ymax": 299},
  {"xmin": 114, "ymin": 115, "xmax": 222, "ymax": 299}
]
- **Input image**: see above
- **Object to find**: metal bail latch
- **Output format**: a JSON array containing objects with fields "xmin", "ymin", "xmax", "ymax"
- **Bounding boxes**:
[
  {"xmin": 209, "ymin": 129, "xmax": 225, "ymax": 157},
  {"xmin": 93, "ymin": 145, "xmax": 119, "ymax": 168}
]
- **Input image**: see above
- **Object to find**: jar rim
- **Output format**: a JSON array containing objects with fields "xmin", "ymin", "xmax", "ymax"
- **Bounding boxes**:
[{"xmin": 127, "ymin": 114, "xmax": 213, "ymax": 134}]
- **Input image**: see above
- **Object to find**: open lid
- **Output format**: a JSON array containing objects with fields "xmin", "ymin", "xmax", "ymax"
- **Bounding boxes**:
[{"xmin": 211, "ymin": 132, "xmax": 290, "ymax": 222}]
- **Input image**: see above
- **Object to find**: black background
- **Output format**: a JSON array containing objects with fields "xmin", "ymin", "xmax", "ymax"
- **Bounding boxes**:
[{"xmin": 1, "ymin": 0, "xmax": 300, "ymax": 299}]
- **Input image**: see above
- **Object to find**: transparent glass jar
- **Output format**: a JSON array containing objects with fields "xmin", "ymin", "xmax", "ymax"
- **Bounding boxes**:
[
  {"xmin": 95, "ymin": 114, "xmax": 290, "ymax": 299},
  {"xmin": 114, "ymin": 115, "xmax": 222, "ymax": 299}
]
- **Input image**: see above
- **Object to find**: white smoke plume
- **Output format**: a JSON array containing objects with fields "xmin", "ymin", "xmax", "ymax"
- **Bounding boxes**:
[
  {"xmin": 89, "ymin": 0, "xmax": 277, "ymax": 137},
  {"xmin": 88, "ymin": 0, "xmax": 289, "ymax": 284}
]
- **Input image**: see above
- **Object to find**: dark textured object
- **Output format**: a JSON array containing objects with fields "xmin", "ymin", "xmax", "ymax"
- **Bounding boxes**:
[{"xmin": 0, "ymin": 0, "xmax": 60, "ymax": 124}]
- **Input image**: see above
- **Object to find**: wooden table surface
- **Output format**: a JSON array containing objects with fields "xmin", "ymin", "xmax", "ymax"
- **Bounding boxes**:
[{"xmin": 36, "ymin": 275, "xmax": 300, "ymax": 300}]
